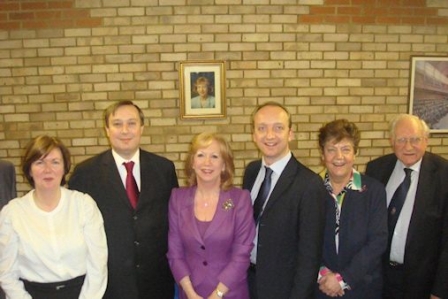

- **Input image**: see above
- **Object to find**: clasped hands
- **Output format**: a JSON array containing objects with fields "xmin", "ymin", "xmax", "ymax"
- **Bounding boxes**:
[
  {"xmin": 187, "ymin": 290, "xmax": 222, "ymax": 299},
  {"xmin": 318, "ymin": 270, "xmax": 345, "ymax": 297}
]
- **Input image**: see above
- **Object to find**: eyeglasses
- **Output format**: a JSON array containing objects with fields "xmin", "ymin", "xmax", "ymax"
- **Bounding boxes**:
[{"xmin": 395, "ymin": 137, "xmax": 424, "ymax": 145}]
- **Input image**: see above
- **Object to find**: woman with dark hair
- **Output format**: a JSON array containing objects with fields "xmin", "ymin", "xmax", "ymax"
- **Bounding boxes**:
[
  {"xmin": 167, "ymin": 132, "xmax": 255, "ymax": 299},
  {"xmin": 315, "ymin": 119, "xmax": 387, "ymax": 299},
  {"xmin": 0, "ymin": 135, "xmax": 107, "ymax": 299}
]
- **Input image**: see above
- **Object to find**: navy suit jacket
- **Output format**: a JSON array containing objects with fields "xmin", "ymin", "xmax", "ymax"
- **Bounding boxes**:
[
  {"xmin": 316, "ymin": 174, "xmax": 388, "ymax": 299},
  {"xmin": 69, "ymin": 149, "xmax": 178, "ymax": 299},
  {"xmin": 243, "ymin": 155, "xmax": 326, "ymax": 299},
  {"xmin": 365, "ymin": 152, "xmax": 448, "ymax": 298}
]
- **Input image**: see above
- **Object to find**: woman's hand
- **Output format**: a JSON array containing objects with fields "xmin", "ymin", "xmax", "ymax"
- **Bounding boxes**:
[
  {"xmin": 207, "ymin": 283, "xmax": 228, "ymax": 299},
  {"xmin": 185, "ymin": 288, "xmax": 203, "ymax": 299},
  {"xmin": 179, "ymin": 276, "xmax": 203, "ymax": 299},
  {"xmin": 318, "ymin": 273, "xmax": 345, "ymax": 297},
  {"xmin": 206, "ymin": 291, "xmax": 221, "ymax": 299}
]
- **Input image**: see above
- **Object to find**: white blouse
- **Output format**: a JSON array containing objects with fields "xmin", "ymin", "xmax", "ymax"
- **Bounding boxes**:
[{"xmin": 0, "ymin": 187, "xmax": 108, "ymax": 299}]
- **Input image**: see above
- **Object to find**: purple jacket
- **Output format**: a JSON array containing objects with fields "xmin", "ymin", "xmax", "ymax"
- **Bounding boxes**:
[{"xmin": 167, "ymin": 186, "xmax": 255, "ymax": 299}]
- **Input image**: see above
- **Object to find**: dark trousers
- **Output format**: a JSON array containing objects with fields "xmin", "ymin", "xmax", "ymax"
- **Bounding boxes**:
[
  {"xmin": 248, "ymin": 264, "xmax": 257, "ymax": 299},
  {"xmin": 383, "ymin": 263, "xmax": 405, "ymax": 299},
  {"xmin": 22, "ymin": 275, "xmax": 85, "ymax": 299}
]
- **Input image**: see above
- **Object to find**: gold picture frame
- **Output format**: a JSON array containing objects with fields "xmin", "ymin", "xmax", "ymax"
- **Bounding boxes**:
[
  {"xmin": 409, "ymin": 56, "xmax": 448, "ymax": 133},
  {"xmin": 179, "ymin": 60, "xmax": 226, "ymax": 119}
]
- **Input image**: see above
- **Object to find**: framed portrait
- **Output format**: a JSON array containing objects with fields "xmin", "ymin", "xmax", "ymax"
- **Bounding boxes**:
[
  {"xmin": 179, "ymin": 60, "xmax": 226, "ymax": 119},
  {"xmin": 409, "ymin": 56, "xmax": 448, "ymax": 133}
]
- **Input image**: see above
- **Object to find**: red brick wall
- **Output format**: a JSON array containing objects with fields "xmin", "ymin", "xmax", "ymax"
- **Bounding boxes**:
[
  {"xmin": 1, "ymin": 0, "xmax": 448, "ymax": 192},
  {"xmin": 2, "ymin": 0, "xmax": 447, "ymax": 32},
  {"xmin": 303, "ymin": 0, "xmax": 448, "ymax": 25},
  {"xmin": 0, "ymin": 0, "xmax": 102, "ymax": 30}
]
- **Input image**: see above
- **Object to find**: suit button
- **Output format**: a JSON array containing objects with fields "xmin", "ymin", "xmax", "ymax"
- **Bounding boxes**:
[
  {"xmin": 203, "ymin": 261, "xmax": 208, "ymax": 266},
  {"xmin": 134, "ymin": 241, "xmax": 140, "ymax": 246},
  {"xmin": 200, "ymin": 245, "xmax": 205, "ymax": 250},
  {"xmin": 133, "ymin": 216, "xmax": 138, "ymax": 220}
]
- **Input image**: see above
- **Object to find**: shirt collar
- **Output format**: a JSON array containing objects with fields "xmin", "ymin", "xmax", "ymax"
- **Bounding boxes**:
[
  {"xmin": 112, "ymin": 149, "xmax": 140, "ymax": 167},
  {"xmin": 396, "ymin": 158, "xmax": 422, "ymax": 173},
  {"xmin": 319, "ymin": 168, "xmax": 362, "ymax": 194},
  {"xmin": 261, "ymin": 151, "xmax": 291, "ymax": 175}
]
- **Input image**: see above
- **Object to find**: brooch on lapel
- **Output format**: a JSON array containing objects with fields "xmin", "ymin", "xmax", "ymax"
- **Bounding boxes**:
[
  {"xmin": 359, "ymin": 185, "xmax": 367, "ymax": 193},
  {"xmin": 222, "ymin": 199, "xmax": 234, "ymax": 211}
]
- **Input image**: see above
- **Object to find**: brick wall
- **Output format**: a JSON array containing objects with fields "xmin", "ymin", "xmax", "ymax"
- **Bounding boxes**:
[{"xmin": 1, "ymin": 0, "xmax": 448, "ymax": 194}]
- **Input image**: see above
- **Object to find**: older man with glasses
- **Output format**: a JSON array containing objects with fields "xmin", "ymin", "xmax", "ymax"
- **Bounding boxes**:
[{"xmin": 366, "ymin": 114, "xmax": 448, "ymax": 299}]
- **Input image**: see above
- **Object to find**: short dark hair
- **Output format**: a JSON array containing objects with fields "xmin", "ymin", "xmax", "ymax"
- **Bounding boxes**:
[
  {"xmin": 318, "ymin": 119, "xmax": 360, "ymax": 154},
  {"xmin": 22, "ymin": 135, "xmax": 71, "ymax": 187},
  {"xmin": 104, "ymin": 100, "xmax": 145, "ymax": 128},
  {"xmin": 251, "ymin": 101, "xmax": 292, "ymax": 129}
]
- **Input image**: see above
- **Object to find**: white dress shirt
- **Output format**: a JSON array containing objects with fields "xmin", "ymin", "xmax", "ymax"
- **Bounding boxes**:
[
  {"xmin": 0, "ymin": 187, "xmax": 108, "ymax": 299},
  {"xmin": 386, "ymin": 159, "xmax": 421, "ymax": 263},
  {"xmin": 112, "ymin": 149, "xmax": 141, "ymax": 191},
  {"xmin": 250, "ymin": 152, "xmax": 291, "ymax": 264}
]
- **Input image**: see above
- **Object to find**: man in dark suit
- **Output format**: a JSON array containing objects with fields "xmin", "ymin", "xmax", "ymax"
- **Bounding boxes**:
[
  {"xmin": 0, "ymin": 159, "xmax": 16, "ymax": 299},
  {"xmin": 243, "ymin": 102, "xmax": 326, "ymax": 299},
  {"xmin": 69, "ymin": 100, "xmax": 178, "ymax": 299},
  {"xmin": 365, "ymin": 114, "xmax": 448, "ymax": 299}
]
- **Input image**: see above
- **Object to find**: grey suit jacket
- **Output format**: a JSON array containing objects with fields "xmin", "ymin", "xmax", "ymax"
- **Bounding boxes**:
[
  {"xmin": 243, "ymin": 155, "xmax": 326, "ymax": 299},
  {"xmin": 366, "ymin": 152, "xmax": 448, "ymax": 298},
  {"xmin": 0, "ymin": 160, "xmax": 16, "ymax": 209},
  {"xmin": 69, "ymin": 149, "xmax": 178, "ymax": 299}
]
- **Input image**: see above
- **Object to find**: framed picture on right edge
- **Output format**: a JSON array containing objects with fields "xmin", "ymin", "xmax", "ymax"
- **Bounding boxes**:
[{"xmin": 409, "ymin": 56, "xmax": 448, "ymax": 133}]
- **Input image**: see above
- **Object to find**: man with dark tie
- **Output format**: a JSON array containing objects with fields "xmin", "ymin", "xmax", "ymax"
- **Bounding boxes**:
[
  {"xmin": 69, "ymin": 100, "xmax": 178, "ymax": 299},
  {"xmin": 366, "ymin": 114, "xmax": 448, "ymax": 299},
  {"xmin": 242, "ymin": 102, "xmax": 326, "ymax": 299}
]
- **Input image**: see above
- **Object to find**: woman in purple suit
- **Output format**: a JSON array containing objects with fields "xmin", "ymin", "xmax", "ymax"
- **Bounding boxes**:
[{"xmin": 167, "ymin": 132, "xmax": 255, "ymax": 299}]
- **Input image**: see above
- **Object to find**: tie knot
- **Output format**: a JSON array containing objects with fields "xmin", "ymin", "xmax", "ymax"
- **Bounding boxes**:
[
  {"xmin": 404, "ymin": 168, "xmax": 412, "ymax": 177},
  {"xmin": 124, "ymin": 161, "xmax": 135, "ymax": 173},
  {"xmin": 265, "ymin": 167, "xmax": 273, "ymax": 178}
]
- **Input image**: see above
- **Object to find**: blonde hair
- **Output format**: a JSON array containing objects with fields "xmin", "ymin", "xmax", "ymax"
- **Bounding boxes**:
[{"xmin": 185, "ymin": 132, "xmax": 234, "ymax": 190}]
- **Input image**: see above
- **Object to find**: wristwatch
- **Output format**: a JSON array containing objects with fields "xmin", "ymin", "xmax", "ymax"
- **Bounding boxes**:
[{"xmin": 216, "ymin": 289, "xmax": 224, "ymax": 298}]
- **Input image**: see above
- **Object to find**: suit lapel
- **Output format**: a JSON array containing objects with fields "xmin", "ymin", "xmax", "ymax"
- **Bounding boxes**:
[
  {"xmin": 204, "ymin": 190, "xmax": 231, "ymax": 240},
  {"xmin": 378, "ymin": 155, "xmax": 397, "ymax": 186},
  {"xmin": 263, "ymin": 156, "xmax": 297, "ymax": 214},
  {"xmin": 180, "ymin": 186, "xmax": 203, "ymax": 244},
  {"xmin": 179, "ymin": 188, "xmax": 233, "ymax": 244},
  {"xmin": 405, "ymin": 154, "xmax": 433, "ymax": 249},
  {"xmin": 243, "ymin": 160, "xmax": 262, "ymax": 191},
  {"xmin": 138, "ymin": 152, "xmax": 153, "ymax": 210},
  {"xmin": 137, "ymin": 151, "xmax": 167, "ymax": 210},
  {"xmin": 102, "ymin": 151, "xmax": 132, "ymax": 209}
]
